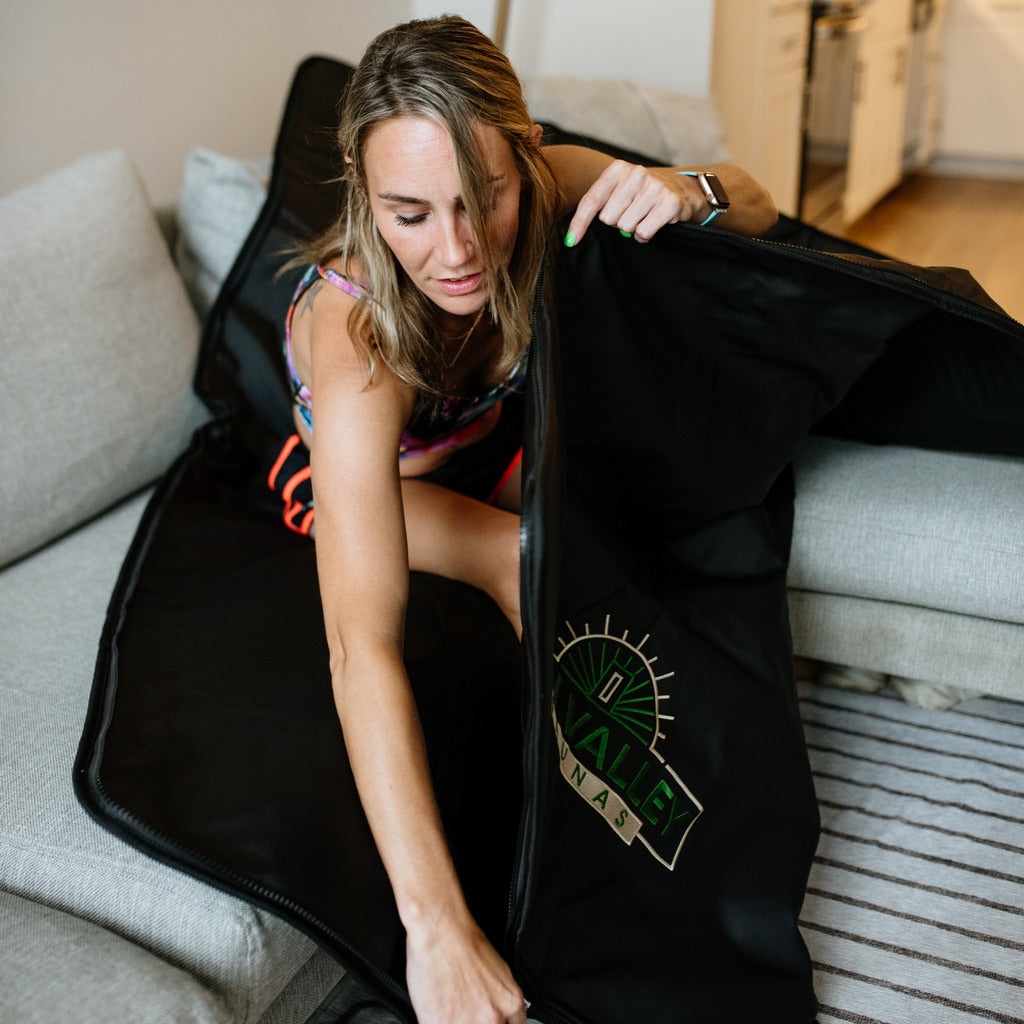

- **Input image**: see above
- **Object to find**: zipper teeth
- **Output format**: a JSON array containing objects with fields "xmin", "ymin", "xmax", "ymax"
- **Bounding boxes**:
[
  {"xmin": 81, "ymin": 443, "xmax": 410, "ymax": 1013},
  {"xmin": 507, "ymin": 278, "xmax": 588, "ymax": 1024},
  {"xmin": 746, "ymin": 227, "xmax": 1024, "ymax": 331},
  {"xmin": 83, "ymin": 767, "xmax": 410, "ymax": 1007},
  {"xmin": 527, "ymin": 1000, "xmax": 584, "ymax": 1024},
  {"xmin": 507, "ymin": 291, "xmax": 544, "ymax": 938}
]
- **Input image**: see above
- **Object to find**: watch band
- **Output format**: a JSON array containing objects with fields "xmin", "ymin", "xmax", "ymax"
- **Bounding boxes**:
[{"xmin": 678, "ymin": 170, "xmax": 729, "ymax": 226}]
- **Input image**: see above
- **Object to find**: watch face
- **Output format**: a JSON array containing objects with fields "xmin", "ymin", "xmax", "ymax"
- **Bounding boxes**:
[{"xmin": 702, "ymin": 172, "xmax": 730, "ymax": 209}]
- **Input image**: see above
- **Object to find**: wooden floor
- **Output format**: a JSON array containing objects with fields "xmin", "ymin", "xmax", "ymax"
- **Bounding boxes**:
[{"xmin": 843, "ymin": 173, "xmax": 1024, "ymax": 325}]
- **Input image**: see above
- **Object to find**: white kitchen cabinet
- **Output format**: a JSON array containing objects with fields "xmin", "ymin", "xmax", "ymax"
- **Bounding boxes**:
[
  {"xmin": 711, "ymin": 0, "xmax": 813, "ymax": 216},
  {"xmin": 904, "ymin": 0, "xmax": 948, "ymax": 170},
  {"xmin": 940, "ymin": 0, "xmax": 1024, "ymax": 162},
  {"xmin": 844, "ymin": 7, "xmax": 913, "ymax": 222}
]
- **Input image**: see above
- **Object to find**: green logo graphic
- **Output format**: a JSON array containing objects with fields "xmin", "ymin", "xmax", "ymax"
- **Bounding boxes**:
[{"xmin": 553, "ymin": 616, "xmax": 702, "ymax": 870}]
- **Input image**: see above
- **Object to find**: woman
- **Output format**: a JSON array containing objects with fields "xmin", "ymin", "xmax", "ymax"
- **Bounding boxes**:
[{"xmin": 269, "ymin": 16, "xmax": 777, "ymax": 1024}]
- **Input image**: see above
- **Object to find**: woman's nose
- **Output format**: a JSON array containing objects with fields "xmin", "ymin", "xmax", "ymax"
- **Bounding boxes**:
[{"xmin": 436, "ymin": 213, "xmax": 474, "ymax": 268}]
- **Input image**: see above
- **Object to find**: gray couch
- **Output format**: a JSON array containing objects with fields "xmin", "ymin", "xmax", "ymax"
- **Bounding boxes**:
[
  {"xmin": 790, "ymin": 437, "xmax": 1024, "ymax": 703},
  {"xmin": 0, "ymin": 150, "xmax": 345, "ymax": 1024},
  {"xmin": 1, "ymin": 129, "xmax": 1021, "ymax": 1022}
]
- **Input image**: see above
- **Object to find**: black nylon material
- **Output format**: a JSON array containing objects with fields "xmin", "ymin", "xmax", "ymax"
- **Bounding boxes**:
[{"xmin": 75, "ymin": 57, "xmax": 1024, "ymax": 1024}]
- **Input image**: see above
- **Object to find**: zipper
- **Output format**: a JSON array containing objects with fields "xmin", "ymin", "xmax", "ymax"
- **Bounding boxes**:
[
  {"xmin": 74, "ymin": 432, "xmax": 413, "ymax": 1020},
  {"xmin": 505, "ymin": 274, "xmax": 559, "ymax": 977},
  {"xmin": 505, "ymin": 286, "xmax": 543, "ymax": 940},
  {"xmin": 83, "ymin": 769, "xmax": 413, "ymax": 1016},
  {"xmin": 731, "ymin": 221, "xmax": 1024, "ymax": 332},
  {"xmin": 525, "ymin": 999, "xmax": 589, "ymax": 1024}
]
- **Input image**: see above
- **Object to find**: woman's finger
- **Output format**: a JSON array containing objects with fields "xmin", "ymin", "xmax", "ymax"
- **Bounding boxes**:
[{"xmin": 566, "ymin": 161, "xmax": 647, "ymax": 244}]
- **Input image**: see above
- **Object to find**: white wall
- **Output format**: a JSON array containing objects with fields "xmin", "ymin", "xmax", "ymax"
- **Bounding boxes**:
[
  {"xmin": 1, "ymin": 0, "xmax": 714, "ymax": 208},
  {"xmin": 504, "ymin": 0, "xmax": 714, "ymax": 96},
  {"xmin": 0, "ymin": 0, "xmax": 411, "ymax": 206},
  {"xmin": 414, "ymin": 0, "xmax": 715, "ymax": 96},
  {"xmin": 413, "ymin": 0, "xmax": 501, "ymax": 36},
  {"xmin": 411, "ymin": 0, "xmax": 716, "ymax": 95}
]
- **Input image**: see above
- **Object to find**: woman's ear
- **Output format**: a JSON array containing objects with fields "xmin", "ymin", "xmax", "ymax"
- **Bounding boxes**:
[
  {"xmin": 530, "ymin": 123, "xmax": 543, "ymax": 148},
  {"xmin": 344, "ymin": 154, "xmax": 367, "ymax": 195}
]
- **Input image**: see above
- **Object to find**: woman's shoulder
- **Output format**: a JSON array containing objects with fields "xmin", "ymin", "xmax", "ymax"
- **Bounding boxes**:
[
  {"xmin": 303, "ymin": 260, "xmax": 411, "ymax": 402},
  {"xmin": 295, "ymin": 258, "xmax": 366, "ymax": 333},
  {"xmin": 287, "ymin": 258, "xmax": 366, "ymax": 385},
  {"xmin": 317, "ymin": 256, "xmax": 369, "ymax": 301}
]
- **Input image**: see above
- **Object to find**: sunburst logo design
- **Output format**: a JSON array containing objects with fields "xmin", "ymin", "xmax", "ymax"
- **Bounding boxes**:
[{"xmin": 553, "ymin": 615, "xmax": 702, "ymax": 870}]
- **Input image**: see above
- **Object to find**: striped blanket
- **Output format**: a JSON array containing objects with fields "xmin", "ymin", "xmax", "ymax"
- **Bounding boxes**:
[{"xmin": 799, "ymin": 682, "xmax": 1024, "ymax": 1024}]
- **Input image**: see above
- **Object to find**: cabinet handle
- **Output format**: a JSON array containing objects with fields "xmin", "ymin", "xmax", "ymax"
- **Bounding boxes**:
[
  {"xmin": 894, "ymin": 45, "xmax": 908, "ymax": 85},
  {"xmin": 814, "ymin": 13, "xmax": 869, "ymax": 39}
]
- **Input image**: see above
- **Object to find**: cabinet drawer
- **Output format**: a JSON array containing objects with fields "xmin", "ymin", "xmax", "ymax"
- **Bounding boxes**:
[
  {"xmin": 857, "ymin": 0, "xmax": 913, "ymax": 32},
  {"xmin": 766, "ymin": 4, "xmax": 812, "ymax": 70},
  {"xmin": 947, "ymin": 0, "xmax": 1024, "ymax": 31},
  {"xmin": 988, "ymin": 0, "xmax": 1024, "ymax": 32}
]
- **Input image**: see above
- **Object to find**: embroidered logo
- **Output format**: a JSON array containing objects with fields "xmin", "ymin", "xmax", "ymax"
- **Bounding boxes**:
[{"xmin": 553, "ymin": 616, "xmax": 702, "ymax": 870}]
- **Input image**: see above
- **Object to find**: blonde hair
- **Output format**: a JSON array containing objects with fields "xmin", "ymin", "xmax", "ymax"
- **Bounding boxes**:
[{"xmin": 306, "ymin": 16, "xmax": 559, "ymax": 397}]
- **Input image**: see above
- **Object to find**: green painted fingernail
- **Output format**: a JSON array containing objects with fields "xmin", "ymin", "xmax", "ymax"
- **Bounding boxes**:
[
  {"xmin": 563, "ymin": 231, "xmax": 577, "ymax": 248},
  {"xmin": 620, "ymin": 230, "xmax": 632, "ymax": 238}
]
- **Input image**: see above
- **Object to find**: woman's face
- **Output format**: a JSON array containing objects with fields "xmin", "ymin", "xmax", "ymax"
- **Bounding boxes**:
[{"xmin": 362, "ymin": 115, "xmax": 523, "ymax": 318}]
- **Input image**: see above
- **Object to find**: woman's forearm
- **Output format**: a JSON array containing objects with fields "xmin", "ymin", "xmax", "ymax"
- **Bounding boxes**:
[
  {"xmin": 332, "ymin": 638, "xmax": 527, "ymax": 1023},
  {"xmin": 332, "ymin": 640, "xmax": 468, "ymax": 930},
  {"xmin": 543, "ymin": 144, "xmax": 778, "ymax": 238}
]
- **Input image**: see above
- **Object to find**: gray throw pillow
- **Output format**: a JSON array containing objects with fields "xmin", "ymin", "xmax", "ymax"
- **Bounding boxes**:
[{"xmin": 0, "ymin": 149, "xmax": 209, "ymax": 568}]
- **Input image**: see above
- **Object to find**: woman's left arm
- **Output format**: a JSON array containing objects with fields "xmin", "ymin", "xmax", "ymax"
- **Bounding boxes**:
[{"xmin": 543, "ymin": 143, "xmax": 778, "ymax": 242}]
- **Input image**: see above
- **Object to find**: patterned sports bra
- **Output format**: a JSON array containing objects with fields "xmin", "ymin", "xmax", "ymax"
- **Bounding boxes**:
[{"xmin": 284, "ymin": 264, "xmax": 528, "ymax": 459}]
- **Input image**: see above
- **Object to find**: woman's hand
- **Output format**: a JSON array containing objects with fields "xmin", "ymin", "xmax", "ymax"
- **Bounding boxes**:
[
  {"xmin": 405, "ymin": 905, "xmax": 527, "ymax": 1024},
  {"xmin": 564, "ymin": 160, "xmax": 698, "ymax": 245}
]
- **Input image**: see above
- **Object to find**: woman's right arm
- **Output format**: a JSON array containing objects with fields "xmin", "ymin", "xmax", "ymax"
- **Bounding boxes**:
[{"xmin": 304, "ymin": 293, "xmax": 526, "ymax": 1024}]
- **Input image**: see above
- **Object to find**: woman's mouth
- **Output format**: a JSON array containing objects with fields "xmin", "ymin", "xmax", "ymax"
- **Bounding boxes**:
[{"xmin": 437, "ymin": 272, "xmax": 483, "ymax": 297}]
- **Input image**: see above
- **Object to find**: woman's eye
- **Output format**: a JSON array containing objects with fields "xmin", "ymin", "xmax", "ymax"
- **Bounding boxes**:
[{"xmin": 395, "ymin": 213, "xmax": 427, "ymax": 226}]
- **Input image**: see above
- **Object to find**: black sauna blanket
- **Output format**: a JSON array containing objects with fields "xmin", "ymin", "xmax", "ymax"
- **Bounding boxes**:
[{"xmin": 75, "ymin": 57, "xmax": 1024, "ymax": 1024}]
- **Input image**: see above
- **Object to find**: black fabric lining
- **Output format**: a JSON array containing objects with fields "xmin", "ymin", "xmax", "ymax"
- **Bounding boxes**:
[{"xmin": 73, "ymin": 57, "xmax": 1024, "ymax": 1024}]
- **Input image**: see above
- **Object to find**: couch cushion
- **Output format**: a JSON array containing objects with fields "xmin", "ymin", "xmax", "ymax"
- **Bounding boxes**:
[
  {"xmin": 789, "ymin": 437, "xmax": 1024, "ymax": 625},
  {"xmin": 0, "ymin": 889, "xmax": 230, "ymax": 1024},
  {"xmin": 0, "ymin": 150, "xmax": 209, "ymax": 569},
  {"xmin": 789, "ymin": 590, "xmax": 1024, "ymax": 698},
  {"xmin": 524, "ymin": 76, "xmax": 729, "ymax": 167},
  {"xmin": 0, "ymin": 495, "xmax": 320, "ymax": 1023},
  {"xmin": 175, "ymin": 147, "xmax": 270, "ymax": 318}
]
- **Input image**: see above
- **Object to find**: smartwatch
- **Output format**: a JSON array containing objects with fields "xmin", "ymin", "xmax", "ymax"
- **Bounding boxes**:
[{"xmin": 678, "ymin": 170, "xmax": 730, "ymax": 226}]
